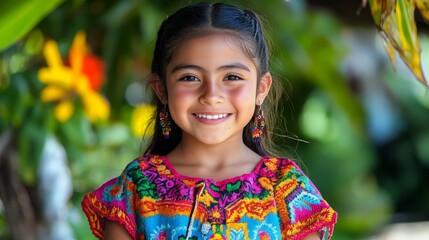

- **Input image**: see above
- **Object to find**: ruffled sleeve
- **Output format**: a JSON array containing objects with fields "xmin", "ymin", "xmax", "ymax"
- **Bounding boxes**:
[
  {"xmin": 273, "ymin": 158, "xmax": 338, "ymax": 240},
  {"xmin": 81, "ymin": 161, "xmax": 140, "ymax": 240}
]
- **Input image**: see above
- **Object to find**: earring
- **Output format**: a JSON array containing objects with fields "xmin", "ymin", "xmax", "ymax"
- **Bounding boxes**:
[
  {"xmin": 252, "ymin": 105, "xmax": 265, "ymax": 142},
  {"xmin": 160, "ymin": 105, "xmax": 171, "ymax": 139}
]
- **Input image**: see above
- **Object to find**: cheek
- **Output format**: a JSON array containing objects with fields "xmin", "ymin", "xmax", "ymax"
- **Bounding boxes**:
[
  {"xmin": 167, "ymin": 84, "xmax": 195, "ymax": 101},
  {"xmin": 166, "ymin": 88, "xmax": 194, "ymax": 120},
  {"xmin": 229, "ymin": 85, "xmax": 257, "ymax": 103}
]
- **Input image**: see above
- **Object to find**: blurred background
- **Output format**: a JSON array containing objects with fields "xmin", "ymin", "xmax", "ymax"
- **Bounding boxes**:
[{"xmin": 1, "ymin": 0, "xmax": 429, "ymax": 239}]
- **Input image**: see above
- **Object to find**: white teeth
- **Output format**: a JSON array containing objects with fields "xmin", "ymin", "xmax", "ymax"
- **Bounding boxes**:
[{"xmin": 195, "ymin": 113, "xmax": 228, "ymax": 119}]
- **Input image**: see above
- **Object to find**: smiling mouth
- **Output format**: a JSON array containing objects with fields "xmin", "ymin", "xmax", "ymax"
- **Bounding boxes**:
[{"xmin": 193, "ymin": 113, "xmax": 229, "ymax": 120}]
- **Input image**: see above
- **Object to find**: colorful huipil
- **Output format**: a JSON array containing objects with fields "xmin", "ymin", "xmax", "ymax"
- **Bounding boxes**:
[{"xmin": 82, "ymin": 155, "xmax": 337, "ymax": 239}]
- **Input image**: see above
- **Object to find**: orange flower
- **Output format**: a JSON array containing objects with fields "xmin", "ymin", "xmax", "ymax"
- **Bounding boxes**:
[{"xmin": 38, "ymin": 31, "xmax": 109, "ymax": 122}]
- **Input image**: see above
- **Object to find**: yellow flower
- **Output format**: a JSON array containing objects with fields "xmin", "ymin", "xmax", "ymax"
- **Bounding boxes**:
[
  {"xmin": 131, "ymin": 103, "xmax": 155, "ymax": 137},
  {"xmin": 38, "ymin": 31, "xmax": 109, "ymax": 122}
]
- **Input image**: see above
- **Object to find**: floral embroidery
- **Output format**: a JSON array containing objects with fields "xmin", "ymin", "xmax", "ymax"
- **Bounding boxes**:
[
  {"xmin": 258, "ymin": 231, "xmax": 270, "ymax": 240},
  {"xmin": 210, "ymin": 205, "xmax": 224, "ymax": 224},
  {"xmin": 82, "ymin": 155, "xmax": 337, "ymax": 240}
]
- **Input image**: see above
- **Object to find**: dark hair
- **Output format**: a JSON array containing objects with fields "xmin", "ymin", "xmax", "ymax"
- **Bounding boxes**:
[{"xmin": 143, "ymin": 2, "xmax": 282, "ymax": 156}]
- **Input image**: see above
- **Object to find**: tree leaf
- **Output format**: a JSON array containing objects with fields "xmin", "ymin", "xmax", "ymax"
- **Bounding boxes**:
[
  {"xmin": 415, "ymin": 0, "xmax": 429, "ymax": 21},
  {"xmin": 368, "ymin": 0, "xmax": 395, "ymax": 25},
  {"xmin": 379, "ymin": 30, "xmax": 398, "ymax": 69},
  {"xmin": 0, "ymin": 0, "xmax": 64, "ymax": 51},
  {"xmin": 368, "ymin": 0, "xmax": 428, "ymax": 87}
]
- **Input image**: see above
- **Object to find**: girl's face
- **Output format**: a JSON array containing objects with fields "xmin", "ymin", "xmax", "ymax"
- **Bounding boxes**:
[{"xmin": 157, "ymin": 34, "xmax": 271, "ymax": 146}]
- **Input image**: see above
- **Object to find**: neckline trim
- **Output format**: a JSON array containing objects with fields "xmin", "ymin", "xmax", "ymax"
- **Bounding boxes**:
[{"xmin": 149, "ymin": 154, "xmax": 272, "ymax": 185}]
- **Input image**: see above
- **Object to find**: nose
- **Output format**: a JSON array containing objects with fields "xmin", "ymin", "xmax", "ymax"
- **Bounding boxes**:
[{"xmin": 199, "ymin": 80, "xmax": 224, "ymax": 105}]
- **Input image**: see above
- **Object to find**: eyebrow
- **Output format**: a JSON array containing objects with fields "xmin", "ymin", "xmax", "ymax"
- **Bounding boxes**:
[{"xmin": 170, "ymin": 62, "xmax": 251, "ymax": 73}]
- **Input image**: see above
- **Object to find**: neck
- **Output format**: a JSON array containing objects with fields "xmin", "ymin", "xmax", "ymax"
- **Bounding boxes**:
[{"xmin": 166, "ymin": 134, "xmax": 260, "ymax": 168}]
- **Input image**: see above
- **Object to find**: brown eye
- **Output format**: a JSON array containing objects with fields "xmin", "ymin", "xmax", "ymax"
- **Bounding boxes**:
[
  {"xmin": 224, "ymin": 75, "xmax": 243, "ymax": 81},
  {"xmin": 180, "ymin": 75, "xmax": 200, "ymax": 82}
]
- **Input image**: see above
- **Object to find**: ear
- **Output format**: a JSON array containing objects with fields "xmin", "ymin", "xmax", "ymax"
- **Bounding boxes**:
[
  {"xmin": 149, "ymin": 74, "xmax": 167, "ymax": 104},
  {"xmin": 256, "ymin": 72, "xmax": 272, "ymax": 105}
]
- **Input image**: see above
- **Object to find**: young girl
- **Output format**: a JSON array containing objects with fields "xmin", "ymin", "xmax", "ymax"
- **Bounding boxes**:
[{"xmin": 82, "ymin": 3, "xmax": 337, "ymax": 240}]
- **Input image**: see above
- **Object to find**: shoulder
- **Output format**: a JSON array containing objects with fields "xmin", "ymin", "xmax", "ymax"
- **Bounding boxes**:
[
  {"xmin": 80, "ymin": 155, "xmax": 166, "ymax": 239},
  {"xmin": 265, "ymin": 156, "xmax": 338, "ymax": 239},
  {"xmin": 81, "ymin": 156, "xmax": 154, "ymax": 239},
  {"xmin": 121, "ymin": 154, "xmax": 165, "ymax": 178},
  {"xmin": 83, "ymin": 154, "xmax": 162, "ymax": 203},
  {"xmin": 259, "ymin": 156, "xmax": 305, "ymax": 184},
  {"xmin": 266, "ymin": 156, "xmax": 326, "ymax": 206}
]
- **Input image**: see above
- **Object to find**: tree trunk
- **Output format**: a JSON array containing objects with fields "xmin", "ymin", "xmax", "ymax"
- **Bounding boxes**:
[{"xmin": 0, "ymin": 131, "xmax": 38, "ymax": 240}]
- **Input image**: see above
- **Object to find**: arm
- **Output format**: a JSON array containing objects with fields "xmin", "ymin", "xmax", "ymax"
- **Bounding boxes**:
[
  {"xmin": 303, "ymin": 232, "xmax": 321, "ymax": 240},
  {"xmin": 82, "ymin": 161, "xmax": 143, "ymax": 240},
  {"xmin": 103, "ymin": 221, "xmax": 133, "ymax": 240}
]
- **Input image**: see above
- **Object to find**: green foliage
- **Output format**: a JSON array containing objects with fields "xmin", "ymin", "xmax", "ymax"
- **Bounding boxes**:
[
  {"xmin": 17, "ymin": 100, "xmax": 52, "ymax": 184},
  {"xmin": 0, "ymin": 0, "xmax": 64, "ymax": 51},
  {"xmin": 366, "ymin": 0, "xmax": 429, "ymax": 87},
  {"xmin": 268, "ymin": 4, "xmax": 366, "ymax": 133},
  {"xmin": 0, "ymin": 211, "xmax": 8, "ymax": 239},
  {"xmin": 299, "ymin": 91, "xmax": 392, "ymax": 237}
]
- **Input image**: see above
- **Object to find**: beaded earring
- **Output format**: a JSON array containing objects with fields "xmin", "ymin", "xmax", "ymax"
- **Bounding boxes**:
[
  {"xmin": 252, "ymin": 104, "xmax": 265, "ymax": 143},
  {"xmin": 160, "ymin": 105, "xmax": 171, "ymax": 139}
]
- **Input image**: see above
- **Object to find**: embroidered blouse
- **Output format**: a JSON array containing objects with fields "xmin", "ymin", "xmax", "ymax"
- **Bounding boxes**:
[{"xmin": 81, "ymin": 155, "xmax": 337, "ymax": 240}]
